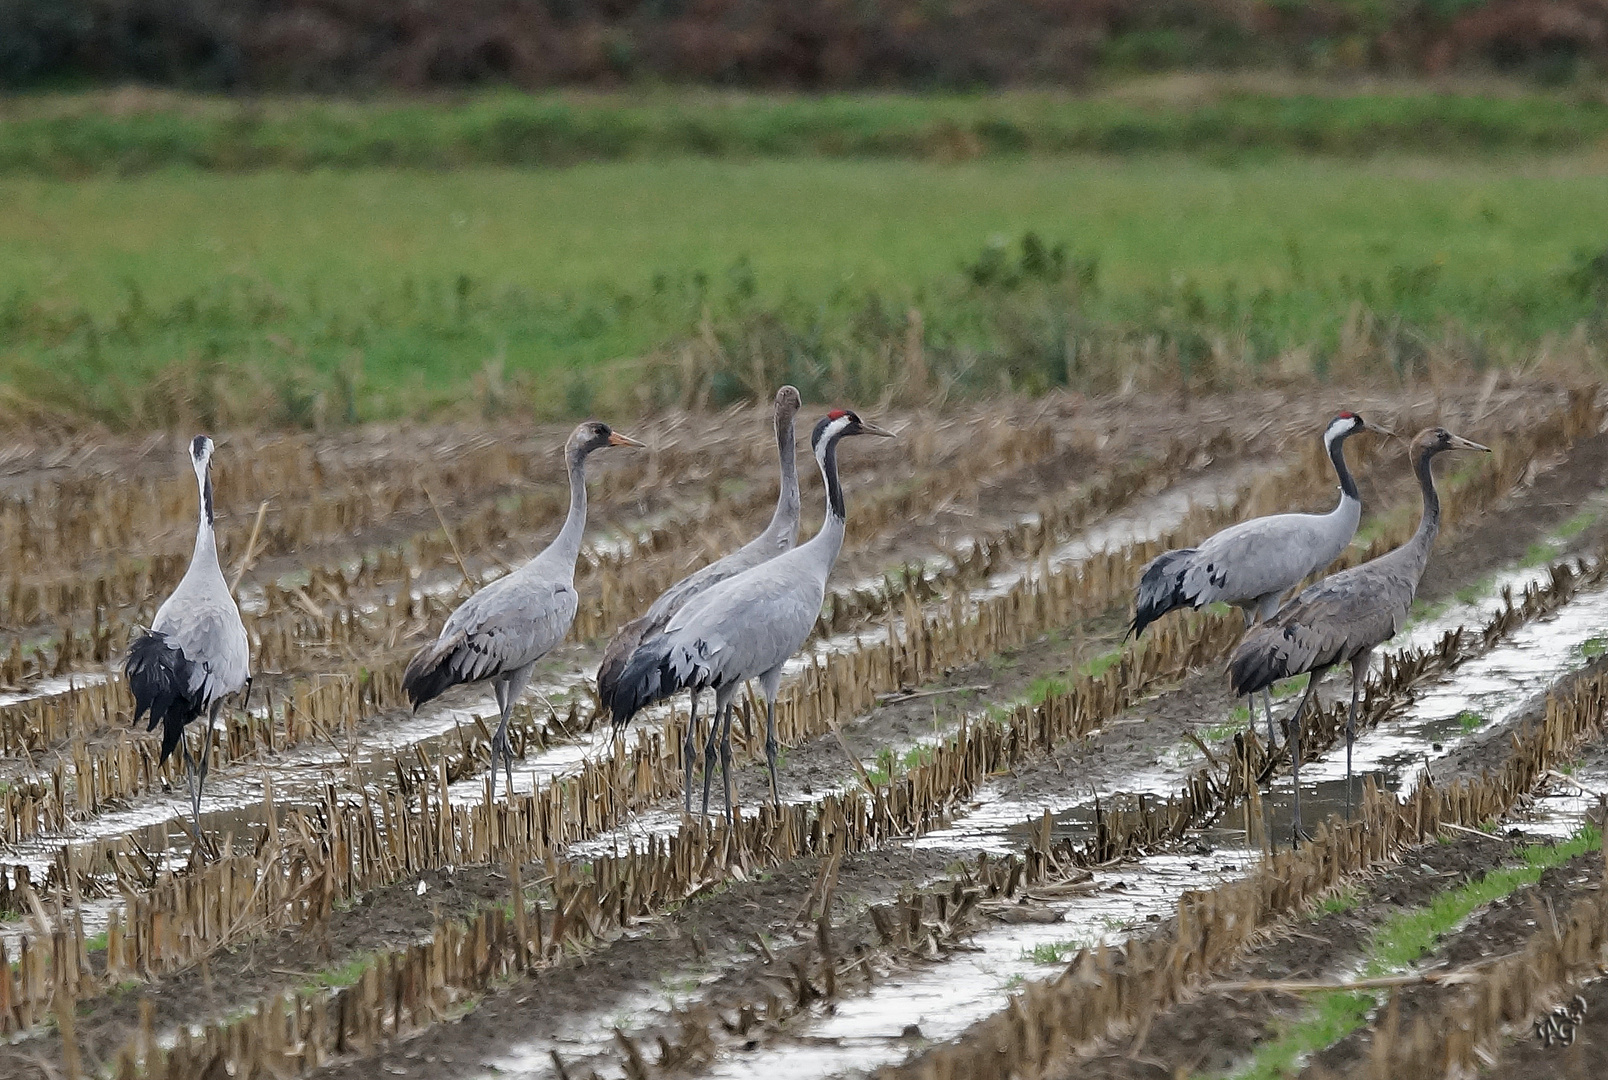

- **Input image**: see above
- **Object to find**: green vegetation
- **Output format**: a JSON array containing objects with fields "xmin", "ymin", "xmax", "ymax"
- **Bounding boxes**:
[
  {"xmin": 1222, "ymin": 825, "xmax": 1602, "ymax": 1080},
  {"xmin": 864, "ymin": 741, "xmax": 938, "ymax": 787},
  {"xmin": 1455, "ymin": 575, "xmax": 1497, "ymax": 607},
  {"xmin": 1456, "ymin": 710, "xmax": 1484, "ymax": 733},
  {"xmin": 303, "ymin": 952, "xmax": 376, "ymax": 991},
  {"xmin": 1313, "ymin": 886, "xmax": 1361, "ymax": 918},
  {"xmin": 1, "ymin": 144, "xmax": 1606, "ymax": 428},
  {"xmin": 1025, "ymin": 939, "xmax": 1083, "ymax": 964},
  {"xmin": 1202, "ymin": 717, "xmax": 1250, "ymax": 743},
  {"xmin": 4, "ymin": 89, "xmax": 1607, "ymax": 178},
  {"xmin": 1521, "ymin": 540, "xmax": 1558, "ymax": 568},
  {"xmin": 1580, "ymin": 635, "xmax": 1608, "ymax": 660},
  {"xmin": 1558, "ymin": 509, "xmax": 1599, "ymax": 539}
]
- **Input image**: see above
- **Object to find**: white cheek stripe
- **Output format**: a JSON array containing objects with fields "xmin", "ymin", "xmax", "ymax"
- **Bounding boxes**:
[{"xmin": 816, "ymin": 416, "xmax": 852, "ymax": 462}]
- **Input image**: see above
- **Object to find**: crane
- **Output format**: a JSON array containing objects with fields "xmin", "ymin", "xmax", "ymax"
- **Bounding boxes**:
[
  {"xmin": 126, "ymin": 435, "xmax": 251, "ymax": 844},
  {"xmin": 403, "ymin": 421, "xmax": 644, "ymax": 799},
  {"xmin": 598, "ymin": 386, "xmax": 802, "ymax": 811},
  {"xmin": 1230, "ymin": 427, "xmax": 1490, "ymax": 842},
  {"xmin": 1132, "ymin": 412, "xmax": 1391, "ymax": 746},
  {"xmin": 610, "ymin": 409, "xmax": 895, "ymax": 824}
]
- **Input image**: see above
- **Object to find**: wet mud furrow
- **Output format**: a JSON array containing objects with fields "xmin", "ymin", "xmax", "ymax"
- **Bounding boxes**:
[{"xmin": 0, "ymin": 385, "xmax": 1591, "ymax": 1080}]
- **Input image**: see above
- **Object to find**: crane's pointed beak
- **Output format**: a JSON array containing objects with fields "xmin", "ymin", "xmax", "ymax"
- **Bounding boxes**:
[
  {"xmin": 607, "ymin": 431, "xmax": 646, "ymax": 448},
  {"xmin": 1364, "ymin": 421, "xmax": 1398, "ymax": 439},
  {"xmin": 857, "ymin": 421, "xmax": 897, "ymax": 439},
  {"xmin": 1448, "ymin": 434, "xmax": 1491, "ymax": 453}
]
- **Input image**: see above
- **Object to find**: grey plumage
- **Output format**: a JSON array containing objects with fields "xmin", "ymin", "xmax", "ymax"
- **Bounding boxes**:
[
  {"xmin": 613, "ymin": 408, "xmax": 895, "ymax": 823},
  {"xmin": 1230, "ymin": 426, "xmax": 1491, "ymax": 842},
  {"xmin": 599, "ymin": 387, "xmax": 801, "ymax": 724},
  {"xmin": 599, "ymin": 386, "xmax": 802, "ymax": 814},
  {"xmin": 126, "ymin": 435, "xmax": 251, "ymax": 843},
  {"xmin": 1132, "ymin": 412, "xmax": 1387, "ymax": 745},
  {"xmin": 403, "ymin": 420, "xmax": 643, "ymax": 799}
]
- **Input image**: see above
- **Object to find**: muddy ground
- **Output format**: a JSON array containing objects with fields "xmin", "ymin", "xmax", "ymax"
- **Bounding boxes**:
[{"xmin": 4, "ymin": 380, "xmax": 1607, "ymax": 1080}]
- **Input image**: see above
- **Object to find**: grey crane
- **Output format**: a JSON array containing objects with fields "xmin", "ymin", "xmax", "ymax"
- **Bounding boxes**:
[
  {"xmin": 403, "ymin": 421, "xmax": 644, "ymax": 799},
  {"xmin": 598, "ymin": 386, "xmax": 803, "ymax": 811},
  {"xmin": 126, "ymin": 435, "xmax": 252, "ymax": 843},
  {"xmin": 1230, "ymin": 427, "xmax": 1490, "ymax": 842},
  {"xmin": 610, "ymin": 409, "xmax": 895, "ymax": 824},
  {"xmin": 1132, "ymin": 411, "xmax": 1390, "ymax": 746}
]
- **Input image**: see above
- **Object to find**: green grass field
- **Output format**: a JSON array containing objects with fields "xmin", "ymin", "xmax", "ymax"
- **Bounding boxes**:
[
  {"xmin": 3, "ymin": 100, "xmax": 1608, "ymax": 426},
  {"xmin": 4, "ymin": 84, "xmax": 1606, "ymax": 175}
]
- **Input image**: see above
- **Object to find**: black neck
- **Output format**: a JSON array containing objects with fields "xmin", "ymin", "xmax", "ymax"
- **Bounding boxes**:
[
  {"xmin": 201, "ymin": 472, "xmax": 214, "ymax": 527},
  {"xmin": 1413, "ymin": 445, "xmax": 1440, "ymax": 530},
  {"xmin": 1328, "ymin": 431, "xmax": 1360, "ymax": 502},
  {"xmin": 821, "ymin": 435, "xmax": 845, "ymax": 521}
]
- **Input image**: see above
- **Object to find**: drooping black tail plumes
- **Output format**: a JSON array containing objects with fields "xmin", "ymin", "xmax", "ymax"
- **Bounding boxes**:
[
  {"xmin": 1228, "ymin": 625, "xmax": 1294, "ymax": 699},
  {"xmin": 1130, "ymin": 548, "xmax": 1198, "ymax": 638},
  {"xmin": 609, "ymin": 638, "xmax": 681, "ymax": 732},
  {"xmin": 401, "ymin": 632, "xmax": 468, "ymax": 712},
  {"xmin": 126, "ymin": 631, "xmax": 203, "ymax": 765},
  {"xmin": 596, "ymin": 613, "xmax": 651, "ymax": 723}
]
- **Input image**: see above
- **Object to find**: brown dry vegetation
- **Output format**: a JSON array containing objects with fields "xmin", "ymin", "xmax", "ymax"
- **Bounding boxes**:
[{"xmin": 3, "ymin": 380, "xmax": 1608, "ymax": 1080}]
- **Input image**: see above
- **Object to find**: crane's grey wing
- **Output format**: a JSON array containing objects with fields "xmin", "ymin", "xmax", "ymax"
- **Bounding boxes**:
[
  {"xmin": 405, "ymin": 575, "xmax": 577, "ymax": 706},
  {"xmin": 640, "ymin": 531, "xmax": 789, "ymax": 629},
  {"xmin": 1183, "ymin": 515, "xmax": 1332, "ymax": 608},
  {"xmin": 151, "ymin": 595, "xmax": 250, "ymax": 703},
  {"xmin": 451, "ymin": 575, "xmax": 577, "ymax": 674},
  {"xmin": 662, "ymin": 573, "xmax": 822, "ymax": 690},
  {"xmin": 1230, "ymin": 567, "xmax": 1406, "ymax": 694}
]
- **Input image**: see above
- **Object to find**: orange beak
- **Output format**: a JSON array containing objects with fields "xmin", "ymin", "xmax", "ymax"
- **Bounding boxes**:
[{"xmin": 607, "ymin": 431, "xmax": 645, "ymax": 448}]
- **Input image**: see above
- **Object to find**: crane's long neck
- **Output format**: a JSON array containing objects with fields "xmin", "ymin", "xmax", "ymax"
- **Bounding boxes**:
[
  {"xmin": 758, "ymin": 410, "xmax": 801, "ymax": 548},
  {"xmin": 191, "ymin": 460, "xmax": 220, "ymax": 568},
  {"xmin": 1400, "ymin": 445, "xmax": 1443, "ymax": 582},
  {"xmin": 799, "ymin": 431, "xmax": 849, "ymax": 577},
  {"xmin": 1327, "ymin": 429, "xmax": 1361, "ymax": 506},
  {"xmin": 545, "ymin": 447, "xmax": 590, "ymax": 578}
]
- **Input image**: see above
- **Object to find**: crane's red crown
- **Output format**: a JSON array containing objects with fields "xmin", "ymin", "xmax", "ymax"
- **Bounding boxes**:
[
  {"xmin": 827, "ymin": 408, "xmax": 848, "ymax": 420},
  {"xmin": 1337, "ymin": 411, "xmax": 1356, "ymax": 419}
]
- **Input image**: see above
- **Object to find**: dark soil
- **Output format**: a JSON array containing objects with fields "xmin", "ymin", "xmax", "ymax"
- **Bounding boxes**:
[
  {"xmin": 1484, "ymin": 973, "xmax": 1608, "ymax": 1080},
  {"xmin": 1303, "ymin": 848, "xmax": 1608, "ymax": 1078},
  {"xmin": 8, "ymin": 383, "xmax": 1598, "ymax": 1080},
  {"xmin": 1041, "ymin": 835, "xmax": 1574, "ymax": 1080}
]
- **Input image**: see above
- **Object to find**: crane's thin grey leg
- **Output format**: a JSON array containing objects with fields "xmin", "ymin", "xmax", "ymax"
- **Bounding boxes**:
[
  {"xmin": 1345, "ymin": 653, "xmax": 1370, "ymax": 819},
  {"xmin": 180, "ymin": 731, "xmax": 203, "ymax": 844},
  {"xmin": 1288, "ymin": 671, "xmax": 1323, "ymax": 847},
  {"xmin": 760, "ymin": 667, "xmax": 784, "ymax": 811},
  {"xmin": 764, "ymin": 697, "xmax": 780, "ymax": 809},
  {"xmin": 700, "ymin": 701, "xmax": 721, "ymax": 819},
  {"xmin": 1245, "ymin": 601, "xmax": 1282, "ymax": 750},
  {"xmin": 717, "ymin": 701, "xmax": 737, "ymax": 831},
  {"xmin": 196, "ymin": 699, "xmax": 220, "ymax": 803},
  {"xmin": 489, "ymin": 662, "xmax": 536, "ymax": 802},
  {"xmin": 489, "ymin": 677, "xmax": 508, "ymax": 802},
  {"xmin": 683, "ymin": 690, "xmax": 700, "ymax": 816}
]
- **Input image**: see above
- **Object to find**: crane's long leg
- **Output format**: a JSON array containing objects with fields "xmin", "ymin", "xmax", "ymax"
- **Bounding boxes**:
[
  {"xmin": 700, "ymin": 700, "xmax": 721, "ymax": 819},
  {"xmin": 1345, "ymin": 652, "xmax": 1371, "ymax": 819},
  {"xmin": 491, "ymin": 661, "xmax": 537, "ymax": 803},
  {"xmin": 717, "ymin": 700, "xmax": 737, "ymax": 831},
  {"xmin": 683, "ymin": 690, "xmax": 700, "ymax": 816},
  {"xmin": 760, "ymin": 667, "xmax": 784, "ymax": 811},
  {"xmin": 1288, "ymin": 670, "xmax": 1324, "ymax": 847},
  {"xmin": 1241, "ymin": 607, "xmax": 1279, "ymax": 750},
  {"xmin": 180, "ymin": 729, "xmax": 203, "ymax": 845},
  {"xmin": 490, "ymin": 677, "xmax": 511, "ymax": 802}
]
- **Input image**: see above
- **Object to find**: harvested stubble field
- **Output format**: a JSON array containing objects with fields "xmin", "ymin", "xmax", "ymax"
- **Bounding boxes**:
[{"xmin": 7, "ymin": 379, "xmax": 1608, "ymax": 1080}]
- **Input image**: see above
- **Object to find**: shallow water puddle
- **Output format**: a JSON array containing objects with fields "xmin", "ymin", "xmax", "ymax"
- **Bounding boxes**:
[{"xmin": 479, "ymin": 853, "xmax": 1249, "ymax": 1080}]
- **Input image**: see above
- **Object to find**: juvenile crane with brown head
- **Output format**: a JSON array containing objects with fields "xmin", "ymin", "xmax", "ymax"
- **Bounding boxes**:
[{"xmin": 1230, "ymin": 426, "xmax": 1490, "ymax": 844}]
